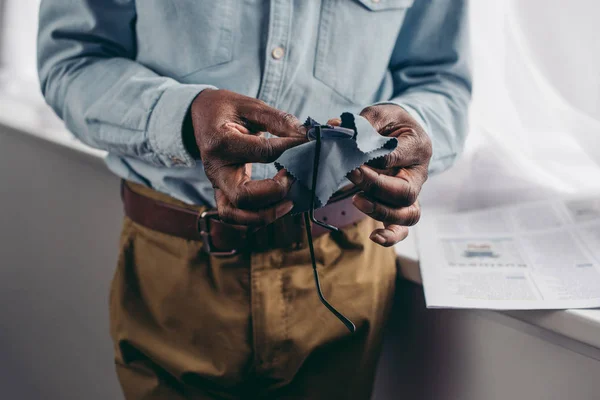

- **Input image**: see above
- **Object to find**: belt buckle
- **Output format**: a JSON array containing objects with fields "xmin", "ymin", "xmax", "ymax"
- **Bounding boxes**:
[{"xmin": 197, "ymin": 210, "xmax": 238, "ymax": 257}]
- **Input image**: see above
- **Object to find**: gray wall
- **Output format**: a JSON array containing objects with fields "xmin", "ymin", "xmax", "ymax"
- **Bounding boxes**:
[{"xmin": 0, "ymin": 126, "xmax": 123, "ymax": 399}]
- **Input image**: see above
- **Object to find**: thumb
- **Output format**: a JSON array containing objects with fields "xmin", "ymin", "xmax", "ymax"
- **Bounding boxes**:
[{"xmin": 241, "ymin": 102, "xmax": 305, "ymax": 138}]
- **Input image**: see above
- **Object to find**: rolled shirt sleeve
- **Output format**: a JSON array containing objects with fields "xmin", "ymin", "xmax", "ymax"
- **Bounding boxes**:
[
  {"xmin": 376, "ymin": 0, "xmax": 472, "ymax": 175},
  {"xmin": 37, "ymin": 0, "xmax": 215, "ymax": 168}
]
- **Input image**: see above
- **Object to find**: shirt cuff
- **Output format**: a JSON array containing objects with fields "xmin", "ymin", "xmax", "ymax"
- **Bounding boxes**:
[{"xmin": 147, "ymin": 83, "xmax": 217, "ymax": 168}]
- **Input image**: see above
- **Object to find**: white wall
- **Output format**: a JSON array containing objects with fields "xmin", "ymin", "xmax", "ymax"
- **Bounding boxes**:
[{"xmin": 373, "ymin": 279, "xmax": 600, "ymax": 400}]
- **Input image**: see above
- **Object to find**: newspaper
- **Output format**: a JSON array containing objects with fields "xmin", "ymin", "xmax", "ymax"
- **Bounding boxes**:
[{"xmin": 416, "ymin": 196, "xmax": 600, "ymax": 309}]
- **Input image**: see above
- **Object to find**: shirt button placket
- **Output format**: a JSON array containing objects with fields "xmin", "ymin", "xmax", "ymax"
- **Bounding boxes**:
[
  {"xmin": 253, "ymin": 0, "xmax": 292, "ymax": 181},
  {"xmin": 271, "ymin": 46, "xmax": 285, "ymax": 60}
]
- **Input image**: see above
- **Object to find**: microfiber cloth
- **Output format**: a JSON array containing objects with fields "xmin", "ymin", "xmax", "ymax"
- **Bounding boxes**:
[{"xmin": 274, "ymin": 112, "xmax": 398, "ymax": 214}]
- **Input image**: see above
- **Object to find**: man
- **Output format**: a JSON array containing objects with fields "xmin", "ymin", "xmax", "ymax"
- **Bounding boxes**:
[{"xmin": 38, "ymin": 0, "xmax": 470, "ymax": 398}]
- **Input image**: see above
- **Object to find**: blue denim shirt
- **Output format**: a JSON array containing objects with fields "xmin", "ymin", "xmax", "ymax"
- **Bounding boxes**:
[{"xmin": 38, "ymin": 0, "xmax": 471, "ymax": 206}]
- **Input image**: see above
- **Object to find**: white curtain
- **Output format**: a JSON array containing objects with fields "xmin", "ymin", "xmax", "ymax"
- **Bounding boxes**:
[
  {"xmin": 0, "ymin": 0, "xmax": 40, "ymax": 84},
  {"xmin": 422, "ymin": 0, "xmax": 600, "ymax": 211},
  {"xmin": 0, "ymin": 0, "xmax": 43, "ymax": 115}
]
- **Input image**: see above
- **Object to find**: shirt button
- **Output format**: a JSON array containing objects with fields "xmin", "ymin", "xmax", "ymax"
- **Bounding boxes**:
[{"xmin": 271, "ymin": 47, "xmax": 285, "ymax": 60}]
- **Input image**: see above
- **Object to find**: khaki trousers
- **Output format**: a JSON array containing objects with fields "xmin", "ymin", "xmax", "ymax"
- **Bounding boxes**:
[{"xmin": 110, "ymin": 183, "xmax": 397, "ymax": 399}]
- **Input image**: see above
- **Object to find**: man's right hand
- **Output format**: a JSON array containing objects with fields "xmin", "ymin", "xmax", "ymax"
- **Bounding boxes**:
[{"xmin": 188, "ymin": 89, "xmax": 306, "ymax": 226}]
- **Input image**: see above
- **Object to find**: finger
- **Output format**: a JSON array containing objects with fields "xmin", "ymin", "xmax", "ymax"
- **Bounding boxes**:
[
  {"xmin": 326, "ymin": 118, "xmax": 342, "ymax": 126},
  {"xmin": 368, "ymin": 131, "xmax": 432, "ymax": 169},
  {"xmin": 352, "ymin": 194, "xmax": 421, "ymax": 226},
  {"xmin": 347, "ymin": 166, "xmax": 422, "ymax": 207},
  {"xmin": 211, "ymin": 126, "xmax": 305, "ymax": 163},
  {"xmin": 360, "ymin": 106, "xmax": 394, "ymax": 132},
  {"xmin": 214, "ymin": 167, "xmax": 294, "ymax": 209},
  {"xmin": 225, "ymin": 122, "xmax": 252, "ymax": 135},
  {"xmin": 360, "ymin": 105, "xmax": 432, "ymax": 169},
  {"xmin": 239, "ymin": 101, "xmax": 305, "ymax": 138},
  {"xmin": 215, "ymin": 189, "xmax": 294, "ymax": 226},
  {"xmin": 369, "ymin": 225, "xmax": 409, "ymax": 247},
  {"xmin": 232, "ymin": 134, "xmax": 305, "ymax": 163}
]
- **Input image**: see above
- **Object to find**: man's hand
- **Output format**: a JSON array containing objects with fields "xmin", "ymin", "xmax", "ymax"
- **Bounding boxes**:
[
  {"xmin": 345, "ymin": 104, "xmax": 432, "ymax": 246},
  {"xmin": 188, "ymin": 89, "xmax": 306, "ymax": 226}
]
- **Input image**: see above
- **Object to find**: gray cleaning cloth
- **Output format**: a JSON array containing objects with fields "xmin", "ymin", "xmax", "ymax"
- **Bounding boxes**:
[{"xmin": 274, "ymin": 112, "xmax": 398, "ymax": 214}]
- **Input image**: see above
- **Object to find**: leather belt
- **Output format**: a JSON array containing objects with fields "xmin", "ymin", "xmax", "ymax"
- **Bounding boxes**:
[{"xmin": 121, "ymin": 181, "xmax": 365, "ymax": 256}]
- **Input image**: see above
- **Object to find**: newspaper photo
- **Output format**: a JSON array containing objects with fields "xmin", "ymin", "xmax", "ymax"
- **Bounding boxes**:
[{"xmin": 416, "ymin": 196, "xmax": 600, "ymax": 309}]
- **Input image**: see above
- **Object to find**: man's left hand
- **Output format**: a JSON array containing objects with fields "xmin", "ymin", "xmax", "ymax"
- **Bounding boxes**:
[{"xmin": 344, "ymin": 104, "xmax": 432, "ymax": 247}]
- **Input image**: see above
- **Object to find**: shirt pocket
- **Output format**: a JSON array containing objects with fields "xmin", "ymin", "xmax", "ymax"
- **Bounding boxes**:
[
  {"xmin": 136, "ymin": 0, "xmax": 237, "ymax": 78},
  {"xmin": 314, "ymin": 0, "xmax": 414, "ymax": 104}
]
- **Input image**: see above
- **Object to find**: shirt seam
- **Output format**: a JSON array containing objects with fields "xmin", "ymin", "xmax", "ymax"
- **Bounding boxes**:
[{"xmin": 145, "ymin": 86, "xmax": 171, "ymax": 160}]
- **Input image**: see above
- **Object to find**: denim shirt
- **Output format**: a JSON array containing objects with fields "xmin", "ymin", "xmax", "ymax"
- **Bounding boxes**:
[{"xmin": 38, "ymin": 0, "xmax": 471, "ymax": 206}]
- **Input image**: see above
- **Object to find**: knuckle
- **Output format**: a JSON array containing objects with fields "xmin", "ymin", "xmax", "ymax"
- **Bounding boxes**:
[
  {"xmin": 403, "ymin": 184, "xmax": 419, "ymax": 205},
  {"xmin": 381, "ymin": 121, "xmax": 398, "ymax": 134},
  {"xmin": 232, "ymin": 185, "xmax": 252, "ymax": 208},
  {"xmin": 361, "ymin": 176, "xmax": 375, "ymax": 194},
  {"xmin": 405, "ymin": 206, "xmax": 421, "ymax": 226},
  {"xmin": 408, "ymin": 133, "xmax": 422, "ymax": 150},
  {"xmin": 273, "ymin": 177, "xmax": 288, "ymax": 198},
  {"xmin": 279, "ymin": 111, "xmax": 299, "ymax": 128},
  {"xmin": 217, "ymin": 205, "xmax": 235, "ymax": 224},
  {"xmin": 384, "ymin": 152, "xmax": 400, "ymax": 168},
  {"xmin": 375, "ymin": 204, "xmax": 389, "ymax": 222},
  {"xmin": 373, "ymin": 173, "xmax": 386, "ymax": 197},
  {"xmin": 258, "ymin": 138, "xmax": 275, "ymax": 161},
  {"xmin": 363, "ymin": 172, "xmax": 383, "ymax": 196},
  {"xmin": 360, "ymin": 106, "xmax": 380, "ymax": 121},
  {"xmin": 391, "ymin": 226, "xmax": 409, "ymax": 243}
]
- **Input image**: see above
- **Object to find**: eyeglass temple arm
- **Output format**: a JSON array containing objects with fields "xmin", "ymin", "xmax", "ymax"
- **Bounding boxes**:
[
  {"xmin": 303, "ymin": 213, "xmax": 356, "ymax": 333},
  {"xmin": 304, "ymin": 125, "xmax": 356, "ymax": 334}
]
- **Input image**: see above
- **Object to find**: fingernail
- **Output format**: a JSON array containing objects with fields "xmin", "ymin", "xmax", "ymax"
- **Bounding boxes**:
[
  {"xmin": 224, "ymin": 122, "xmax": 250, "ymax": 134},
  {"xmin": 278, "ymin": 173, "xmax": 292, "ymax": 188},
  {"xmin": 380, "ymin": 229, "xmax": 395, "ymax": 241},
  {"xmin": 353, "ymin": 195, "xmax": 375, "ymax": 214},
  {"xmin": 349, "ymin": 168, "xmax": 363, "ymax": 184},
  {"xmin": 370, "ymin": 232, "xmax": 386, "ymax": 245},
  {"xmin": 276, "ymin": 201, "xmax": 294, "ymax": 219}
]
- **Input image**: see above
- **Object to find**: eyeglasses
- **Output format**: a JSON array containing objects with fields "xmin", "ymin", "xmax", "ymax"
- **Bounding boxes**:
[{"xmin": 303, "ymin": 123, "xmax": 356, "ymax": 333}]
